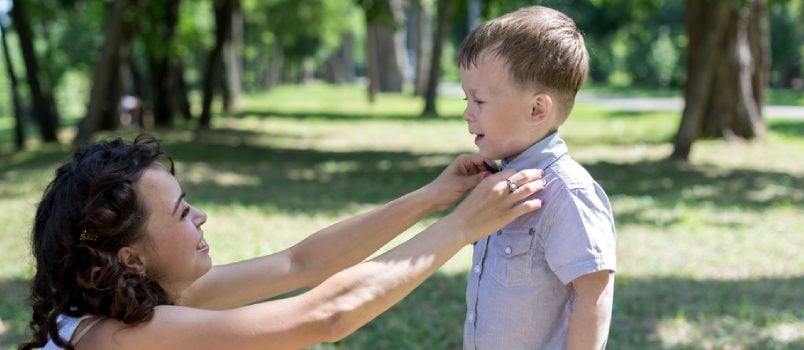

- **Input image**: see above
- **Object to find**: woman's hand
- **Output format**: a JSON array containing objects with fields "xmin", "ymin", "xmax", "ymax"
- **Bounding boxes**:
[
  {"xmin": 446, "ymin": 168, "xmax": 545, "ymax": 243},
  {"xmin": 419, "ymin": 154, "xmax": 489, "ymax": 212}
]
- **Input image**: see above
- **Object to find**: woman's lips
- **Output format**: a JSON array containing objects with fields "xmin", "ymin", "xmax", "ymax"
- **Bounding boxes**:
[{"xmin": 196, "ymin": 237, "xmax": 209, "ymax": 252}]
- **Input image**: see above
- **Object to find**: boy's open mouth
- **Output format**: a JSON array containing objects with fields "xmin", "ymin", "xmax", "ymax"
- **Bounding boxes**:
[{"xmin": 474, "ymin": 134, "xmax": 485, "ymax": 145}]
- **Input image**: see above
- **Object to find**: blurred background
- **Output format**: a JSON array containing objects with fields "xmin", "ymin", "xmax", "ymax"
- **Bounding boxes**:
[{"xmin": 0, "ymin": 0, "xmax": 802, "ymax": 349}]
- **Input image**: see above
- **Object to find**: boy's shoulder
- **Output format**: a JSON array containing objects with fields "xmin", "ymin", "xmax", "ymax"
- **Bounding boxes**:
[{"xmin": 547, "ymin": 154, "xmax": 600, "ymax": 192}]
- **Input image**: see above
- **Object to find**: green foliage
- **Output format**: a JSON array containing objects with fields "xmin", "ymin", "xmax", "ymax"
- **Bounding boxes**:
[
  {"xmin": 246, "ymin": 0, "xmax": 353, "ymax": 60},
  {"xmin": 475, "ymin": 0, "xmax": 688, "ymax": 87},
  {"xmin": 769, "ymin": 0, "xmax": 803, "ymax": 87},
  {"xmin": 23, "ymin": 0, "xmax": 105, "ymax": 85}
]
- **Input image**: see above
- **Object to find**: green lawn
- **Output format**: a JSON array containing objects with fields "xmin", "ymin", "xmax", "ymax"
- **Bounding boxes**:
[{"xmin": 1, "ymin": 83, "xmax": 802, "ymax": 349}]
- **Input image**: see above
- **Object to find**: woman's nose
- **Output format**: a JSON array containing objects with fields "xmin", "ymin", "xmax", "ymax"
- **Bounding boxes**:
[{"xmin": 195, "ymin": 208, "xmax": 207, "ymax": 226}]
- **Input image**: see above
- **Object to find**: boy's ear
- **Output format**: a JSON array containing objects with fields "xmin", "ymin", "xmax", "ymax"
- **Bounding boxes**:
[
  {"xmin": 529, "ymin": 93, "xmax": 553, "ymax": 124},
  {"xmin": 117, "ymin": 246, "xmax": 147, "ymax": 276}
]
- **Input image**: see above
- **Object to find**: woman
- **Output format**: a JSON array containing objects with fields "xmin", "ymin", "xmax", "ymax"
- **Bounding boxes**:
[{"xmin": 21, "ymin": 134, "xmax": 544, "ymax": 350}]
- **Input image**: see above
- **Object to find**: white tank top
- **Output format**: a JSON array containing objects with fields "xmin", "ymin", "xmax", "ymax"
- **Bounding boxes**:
[{"xmin": 42, "ymin": 314, "xmax": 101, "ymax": 349}]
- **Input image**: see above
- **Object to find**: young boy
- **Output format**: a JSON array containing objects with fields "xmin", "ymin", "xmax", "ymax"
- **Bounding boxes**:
[{"xmin": 459, "ymin": 6, "xmax": 616, "ymax": 350}]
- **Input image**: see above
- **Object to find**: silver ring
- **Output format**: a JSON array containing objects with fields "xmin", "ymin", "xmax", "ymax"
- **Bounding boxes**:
[{"xmin": 506, "ymin": 179, "xmax": 518, "ymax": 193}]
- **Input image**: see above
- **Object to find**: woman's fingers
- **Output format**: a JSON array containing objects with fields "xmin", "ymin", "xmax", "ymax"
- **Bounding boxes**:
[{"xmin": 504, "ymin": 168, "xmax": 545, "ymax": 191}]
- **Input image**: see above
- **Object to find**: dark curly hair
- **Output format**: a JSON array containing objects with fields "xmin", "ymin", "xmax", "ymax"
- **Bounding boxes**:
[{"xmin": 20, "ymin": 134, "xmax": 176, "ymax": 350}]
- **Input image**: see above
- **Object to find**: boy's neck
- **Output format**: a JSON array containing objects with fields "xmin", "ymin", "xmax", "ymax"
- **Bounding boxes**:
[{"xmin": 502, "ymin": 128, "xmax": 559, "ymax": 163}]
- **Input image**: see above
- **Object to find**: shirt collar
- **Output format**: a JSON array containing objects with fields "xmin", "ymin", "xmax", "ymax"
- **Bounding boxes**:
[{"xmin": 500, "ymin": 131, "xmax": 568, "ymax": 171}]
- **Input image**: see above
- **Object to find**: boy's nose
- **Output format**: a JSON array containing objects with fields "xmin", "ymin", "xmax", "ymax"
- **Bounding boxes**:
[{"xmin": 462, "ymin": 106, "xmax": 475, "ymax": 122}]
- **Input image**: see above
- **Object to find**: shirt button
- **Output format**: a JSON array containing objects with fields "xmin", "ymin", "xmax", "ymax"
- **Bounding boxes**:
[
  {"xmin": 467, "ymin": 312, "xmax": 474, "ymax": 322},
  {"xmin": 505, "ymin": 246, "xmax": 513, "ymax": 255},
  {"xmin": 473, "ymin": 264, "xmax": 481, "ymax": 274}
]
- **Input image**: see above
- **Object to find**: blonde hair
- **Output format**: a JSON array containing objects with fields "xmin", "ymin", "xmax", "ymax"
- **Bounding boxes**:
[{"xmin": 458, "ymin": 6, "xmax": 589, "ymax": 118}]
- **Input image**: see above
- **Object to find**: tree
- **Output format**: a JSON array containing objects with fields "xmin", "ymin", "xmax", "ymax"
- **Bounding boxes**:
[
  {"xmin": 199, "ymin": 0, "xmax": 236, "ymax": 129},
  {"xmin": 362, "ymin": 0, "xmax": 407, "ymax": 100},
  {"xmin": 0, "ymin": 18, "xmax": 24, "ymax": 150},
  {"xmin": 10, "ymin": 0, "xmax": 60, "ymax": 143},
  {"xmin": 75, "ymin": 0, "xmax": 141, "ymax": 144},
  {"xmin": 142, "ymin": 0, "xmax": 183, "ymax": 127},
  {"xmin": 411, "ymin": 0, "xmax": 432, "ymax": 96},
  {"xmin": 222, "ymin": 0, "xmax": 243, "ymax": 111},
  {"xmin": 421, "ymin": 0, "xmax": 455, "ymax": 117},
  {"xmin": 671, "ymin": 0, "xmax": 769, "ymax": 161}
]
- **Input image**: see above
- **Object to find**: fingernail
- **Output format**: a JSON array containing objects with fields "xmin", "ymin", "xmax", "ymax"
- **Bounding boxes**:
[
  {"xmin": 482, "ymin": 171, "xmax": 491, "ymax": 178},
  {"xmin": 540, "ymin": 199, "xmax": 545, "ymax": 206}
]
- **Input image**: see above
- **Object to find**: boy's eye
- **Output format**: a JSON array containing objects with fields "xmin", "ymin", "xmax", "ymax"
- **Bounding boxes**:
[
  {"xmin": 474, "ymin": 100, "xmax": 485, "ymax": 105},
  {"xmin": 181, "ymin": 206, "xmax": 190, "ymax": 219}
]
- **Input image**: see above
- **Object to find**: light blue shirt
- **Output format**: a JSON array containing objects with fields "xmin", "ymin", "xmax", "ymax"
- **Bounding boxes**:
[{"xmin": 463, "ymin": 131, "xmax": 616, "ymax": 350}]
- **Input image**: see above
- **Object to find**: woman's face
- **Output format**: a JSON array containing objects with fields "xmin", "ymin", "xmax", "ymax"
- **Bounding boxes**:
[{"xmin": 134, "ymin": 165, "xmax": 211, "ymax": 296}]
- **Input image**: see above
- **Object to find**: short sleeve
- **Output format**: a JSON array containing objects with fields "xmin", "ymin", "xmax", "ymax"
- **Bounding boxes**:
[{"xmin": 543, "ymin": 184, "xmax": 616, "ymax": 285}]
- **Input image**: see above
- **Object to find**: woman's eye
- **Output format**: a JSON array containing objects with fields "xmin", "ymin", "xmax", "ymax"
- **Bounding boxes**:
[
  {"xmin": 181, "ymin": 207, "xmax": 190, "ymax": 219},
  {"xmin": 475, "ymin": 100, "xmax": 485, "ymax": 105}
]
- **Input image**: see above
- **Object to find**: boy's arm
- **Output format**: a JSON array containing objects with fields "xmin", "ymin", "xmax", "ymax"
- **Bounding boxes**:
[{"xmin": 565, "ymin": 270, "xmax": 614, "ymax": 350}]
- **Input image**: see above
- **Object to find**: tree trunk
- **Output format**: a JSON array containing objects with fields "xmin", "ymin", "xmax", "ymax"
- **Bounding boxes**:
[
  {"xmin": 174, "ymin": 61, "xmax": 193, "ymax": 121},
  {"xmin": 1, "ymin": 24, "xmax": 25, "ymax": 150},
  {"xmin": 467, "ymin": 0, "xmax": 483, "ymax": 31},
  {"xmin": 671, "ymin": 0, "xmax": 768, "ymax": 161},
  {"xmin": 412, "ymin": 0, "xmax": 432, "ymax": 97},
  {"xmin": 199, "ymin": 0, "xmax": 235, "ymax": 129},
  {"xmin": 378, "ymin": 0, "xmax": 407, "ymax": 92},
  {"xmin": 422, "ymin": 0, "xmax": 455, "ymax": 117},
  {"xmin": 365, "ymin": 21, "xmax": 380, "ymax": 103},
  {"xmin": 75, "ymin": 0, "xmax": 140, "ymax": 145},
  {"xmin": 10, "ymin": 0, "xmax": 59, "ymax": 143},
  {"xmin": 147, "ymin": 0, "xmax": 182, "ymax": 128},
  {"xmin": 323, "ymin": 32, "xmax": 355, "ymax": 84},
  {"xmin": 266, "ymin": 43, "xmax": 284, "ymax": 89},
  {"xmin": 222, "ymin": 0, "xmax": 243, "ymax": 111}
]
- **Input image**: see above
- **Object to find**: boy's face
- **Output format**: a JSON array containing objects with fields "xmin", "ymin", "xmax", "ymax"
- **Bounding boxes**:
[{"xmin": 460, "ymin": 55, "xmax": 545, "ymax": 162}]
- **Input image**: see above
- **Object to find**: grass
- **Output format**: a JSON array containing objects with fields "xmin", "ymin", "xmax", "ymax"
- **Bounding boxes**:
[{"xmin": 1, "ymin": 83, "xmax": 802, "ymax": 349}]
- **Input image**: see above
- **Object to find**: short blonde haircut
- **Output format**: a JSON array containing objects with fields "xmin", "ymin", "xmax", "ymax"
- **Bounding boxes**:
[{"xmin": 458, "ymin": 6, "xmax": 589, "ymax": 119}]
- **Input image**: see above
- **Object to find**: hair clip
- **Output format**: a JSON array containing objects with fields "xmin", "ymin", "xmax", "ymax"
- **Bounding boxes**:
[{"xmin": 79, "ymin": 229, "xmax": 97, "ymax": 242}]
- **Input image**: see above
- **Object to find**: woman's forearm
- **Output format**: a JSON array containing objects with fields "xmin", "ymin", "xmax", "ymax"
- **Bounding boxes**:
[
  {"xmin": 297, "ymin": 217, "xmax": 469, "ymax": 343},
  {"xmin": 289, "ymin": 187, "xmax": 439, "ymax": 287}
]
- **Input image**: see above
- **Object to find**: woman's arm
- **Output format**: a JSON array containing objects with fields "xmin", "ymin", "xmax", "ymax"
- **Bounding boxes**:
[
  {"xmin": 180, "ymin": 155, "xmax": 489, "ymax": 309},
  {"xmin": 94, "ymin": 169, "xmax": 544, "ymax": 350}
]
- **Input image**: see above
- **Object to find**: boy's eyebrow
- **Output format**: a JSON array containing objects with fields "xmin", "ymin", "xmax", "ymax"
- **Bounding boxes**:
[{"xmin": 172, "ymin": 193, "xmax": 186, "ymax": 215}]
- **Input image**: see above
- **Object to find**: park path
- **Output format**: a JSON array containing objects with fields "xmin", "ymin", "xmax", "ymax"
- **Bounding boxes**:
[
  {"xmin": 575, "ymin": 93, "xmax": 803, "ymax": 119},
  {"xmin": 439, "ymin": 83, "xmax": 803, "ymax": 119}
]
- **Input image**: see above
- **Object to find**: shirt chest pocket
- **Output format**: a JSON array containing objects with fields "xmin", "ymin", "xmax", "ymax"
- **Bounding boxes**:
[{"xmin": 490, "ymin": 227, "xmax": 536, "ymax": 287}]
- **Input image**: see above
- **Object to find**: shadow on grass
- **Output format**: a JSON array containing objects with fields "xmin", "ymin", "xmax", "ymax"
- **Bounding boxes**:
[
  {"xmin": 234, "ymin": 109, "xmax": 464, "ymax": 122},
  {"xmin": 0, "ymin": 278, "xmax": 31, "ymax": 349},
  {"xmin": 769, "ymin": 119, "xmax": 804, "ymax": 138},
  {"xmin": 330, "ymin": 273, "xmax": 804, "ymax": 349},
  {"xmin": 159, "ymin": 131, "xmax": 459, "ymax": 214},
  {"xmin": 584, "ymin": 159, "xmax": 803, "ymax": 227}
]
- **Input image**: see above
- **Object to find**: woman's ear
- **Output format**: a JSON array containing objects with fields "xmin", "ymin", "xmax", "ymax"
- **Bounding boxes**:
[
  {"xmin": 117, "ymin": 246, "xmax": 147, "ymax": 276},
  {"xmin": 529, "ymin": 93, "xmax": 553, "ymax": 124}
]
